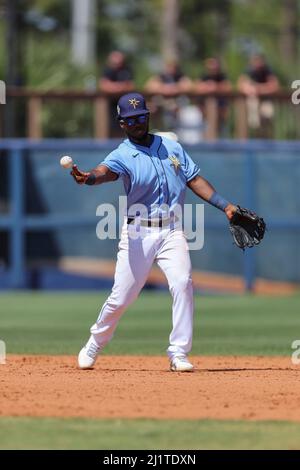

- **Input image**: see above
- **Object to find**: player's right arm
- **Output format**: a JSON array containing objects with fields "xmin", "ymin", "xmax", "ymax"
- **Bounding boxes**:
[{"xmin": 71, "ymin": 164, "xmax": 118, "ymax": 185}]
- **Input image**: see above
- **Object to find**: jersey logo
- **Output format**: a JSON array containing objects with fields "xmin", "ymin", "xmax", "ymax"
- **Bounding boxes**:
[
  {"xmin": 168, "ymin": 155, "xmax": 181, "ymax": 174},
  {"xmin": 132, "ymin": 153, "xmax": 139, "ymax": 158},
  {"xmin": 128, "ymin": 98, "xmax": 140, "ymax": 109}
]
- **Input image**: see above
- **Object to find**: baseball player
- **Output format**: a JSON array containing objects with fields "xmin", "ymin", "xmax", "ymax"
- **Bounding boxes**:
[{"xmin": 71, "ymin": 92, "xmax": 237, "ymax": 372}]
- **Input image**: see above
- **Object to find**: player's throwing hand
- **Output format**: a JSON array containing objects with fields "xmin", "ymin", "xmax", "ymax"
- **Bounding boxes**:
[{"xmin": 70, "ymin": 165, "xmax": 90, "ymax": 185}]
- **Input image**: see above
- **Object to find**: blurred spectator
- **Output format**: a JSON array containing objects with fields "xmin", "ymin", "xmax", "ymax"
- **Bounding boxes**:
[
  {"xmin": 144, "ymin": 61, "xmax": 192, "ymax": 130},
  {"xmin": 237, "ymin": 54, "xmax": 280, "ymax": 137},
  {"xmin": 99, "ymin": 51, "xmax": 134, "ymax": 137},
  {"xmin": 194, "ymin": 57, "xmax": 232, "ymax": 95},
  {"xmin": 99, "ymin": 50, "xmax": 134, "ymax": 95},
  {"xmin": 194, "ymin": 57, "xmax": 232, "ymax": 137},
  {"xmin": 145, "ymin": 60, "xmax": 192, "ymax": 96}
]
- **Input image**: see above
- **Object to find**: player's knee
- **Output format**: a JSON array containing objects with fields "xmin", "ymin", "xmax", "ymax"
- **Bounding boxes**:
[
  {"xmin": 108, "ymin": 291, "xmax": 137, "ymax": 310},
  {"xmin": 170, "ymin": 276, "xmax": 193, "ymax": 294}
]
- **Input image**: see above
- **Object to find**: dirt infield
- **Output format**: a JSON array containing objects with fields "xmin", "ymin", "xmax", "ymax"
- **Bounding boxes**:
[{"xmin": 1, "ymin": 355, "xmax": 300, "ymax": 422}]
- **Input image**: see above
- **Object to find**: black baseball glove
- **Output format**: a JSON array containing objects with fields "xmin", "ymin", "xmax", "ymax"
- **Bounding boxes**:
[{"xmin": 229, "ymin": 206, "xmax": 266, "ymax": 250}]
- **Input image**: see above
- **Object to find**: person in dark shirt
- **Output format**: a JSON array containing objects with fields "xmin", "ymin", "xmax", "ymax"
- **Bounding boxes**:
[
  {"xmin": 99, "ymin": 51, "xmax": 134, "ymax": 94},
  {"xmin": 194, "ymin": 57, "xmax": 232, "ymax": 94},
  {"xmin": 145, "ymin": 61, "xmax": 192, "ymax": 96},
  {"xmin": 238, "ymin": 54, "xmax": 279, "ymax": 96},
  {"xmin": 194, "ymin": 58, "xmax": 232, "ymax": 137},
  {"xmin": 99, "ymin": 51, "xmax": 135, "ymax": 136},
  {"xmin": 144, "ymin": 61, "xmax": 192, "ymax": 130},
  {"xmin": 237, "ymin": 54, "xmax": 280, "ymax": 136}
]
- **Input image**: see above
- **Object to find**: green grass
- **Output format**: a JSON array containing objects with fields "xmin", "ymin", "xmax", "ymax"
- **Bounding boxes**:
[
  {"xmin": 0, "ymin": 291, "xmax": 300, "ymax": 356},
  {"xmin": 0, "ymin": 417, "xmax": 300, "ymax": 450},
  {"xmin": 1, "ymin": 291, "xmax": 300, "ymax": 450}
]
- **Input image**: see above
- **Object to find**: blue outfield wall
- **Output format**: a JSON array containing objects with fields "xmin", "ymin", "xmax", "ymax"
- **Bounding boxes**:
[{"xmin": 0, "ymin": 139, "xmax": 300, "ymax": 289}]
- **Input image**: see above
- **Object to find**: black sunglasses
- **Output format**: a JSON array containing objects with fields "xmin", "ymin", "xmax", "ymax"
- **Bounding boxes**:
[{"xmin": 120, "ymin": 114, "xmax": 148, "ymax": 126}]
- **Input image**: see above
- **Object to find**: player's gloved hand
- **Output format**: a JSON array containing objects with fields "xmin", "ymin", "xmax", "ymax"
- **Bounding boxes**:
[
  {"xmin": 70, "ymin": 165, "xmax": 90, "ymax": 185},
  {"xmin": 228, "ymin": 205, "xmax": 266, "ymax": 250}
]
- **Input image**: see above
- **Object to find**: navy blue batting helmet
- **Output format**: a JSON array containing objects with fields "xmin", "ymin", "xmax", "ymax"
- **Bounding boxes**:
[{"xmin": 117, "ymin": 92, "xmax": 149, "ymax": 119}]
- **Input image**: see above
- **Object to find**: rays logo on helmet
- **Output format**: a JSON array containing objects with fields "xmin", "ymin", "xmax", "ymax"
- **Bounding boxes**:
[{"xmin": 128, "ymin": 98, "xmax": 140, "ymax": 109}]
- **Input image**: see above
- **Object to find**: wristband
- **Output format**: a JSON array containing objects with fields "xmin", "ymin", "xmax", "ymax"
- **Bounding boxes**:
[
  {"xmin": 208, "ymin": 191, "xmax": 229, "ymax": 212},
  {"xmin": 85, "ymin": 173, "xmax": 96, "ymax": 186}
]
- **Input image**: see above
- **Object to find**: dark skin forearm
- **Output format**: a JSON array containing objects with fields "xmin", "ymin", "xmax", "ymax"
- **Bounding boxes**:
[
  {"xmin": 89, "ymin": 165, "xmax": 118, "ymax": 184},
  {"xmin": 187, "ymin": 175, "xmax": 237, "ymax": 220},
  {"xmin": 71, "ymin": 164, "xmax": 118, "ymax": 185},
  {"xmin": 187, "ymin": 174, "xmax": 215, "ymax": 201}
]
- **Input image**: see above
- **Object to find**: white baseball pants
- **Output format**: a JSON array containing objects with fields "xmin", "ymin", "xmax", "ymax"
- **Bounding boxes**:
[{"xmin": 89, "ymin": 221, "xmax": 194, "ymax": 359}]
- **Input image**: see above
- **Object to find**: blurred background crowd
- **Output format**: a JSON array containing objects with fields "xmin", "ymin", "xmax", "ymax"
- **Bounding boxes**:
[{"xmin": 0, "ymin": 0, "xmax": 299, "ymax": 141}]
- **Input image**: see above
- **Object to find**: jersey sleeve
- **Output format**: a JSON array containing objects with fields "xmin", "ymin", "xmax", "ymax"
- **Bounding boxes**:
[
  {"xmin": 181, "ymin": 147, "xmax": 200, "ymax": 182},
  {"xmin": 100, "ymin": 151, "xmax": 128, "ymax": 178}
]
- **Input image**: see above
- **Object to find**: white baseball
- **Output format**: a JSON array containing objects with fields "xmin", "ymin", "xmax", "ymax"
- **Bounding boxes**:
[{"xmin": 60, "ymin": 155, "xmax": 73, "ymax": 169}]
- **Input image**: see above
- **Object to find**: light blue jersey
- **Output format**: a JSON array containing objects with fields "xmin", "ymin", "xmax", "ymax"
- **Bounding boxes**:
[{"xmin": 101, "ymin": 134, "xmax": 200, "ymax": 218}]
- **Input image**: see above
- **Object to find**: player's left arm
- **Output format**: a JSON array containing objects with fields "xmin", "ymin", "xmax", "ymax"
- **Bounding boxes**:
[{"xmin": 187, "ymin": 175, "xmax": 237, "ymax": 220}]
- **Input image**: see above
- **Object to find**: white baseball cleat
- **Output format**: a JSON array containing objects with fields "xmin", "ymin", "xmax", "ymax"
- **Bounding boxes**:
[
  {"xmin": 170, "ymin": 355, "xmax": 194, "ymax": 372},
  {"xmin": 78, "ymin": 341, "xmax": 100, "ymax": 369}
]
